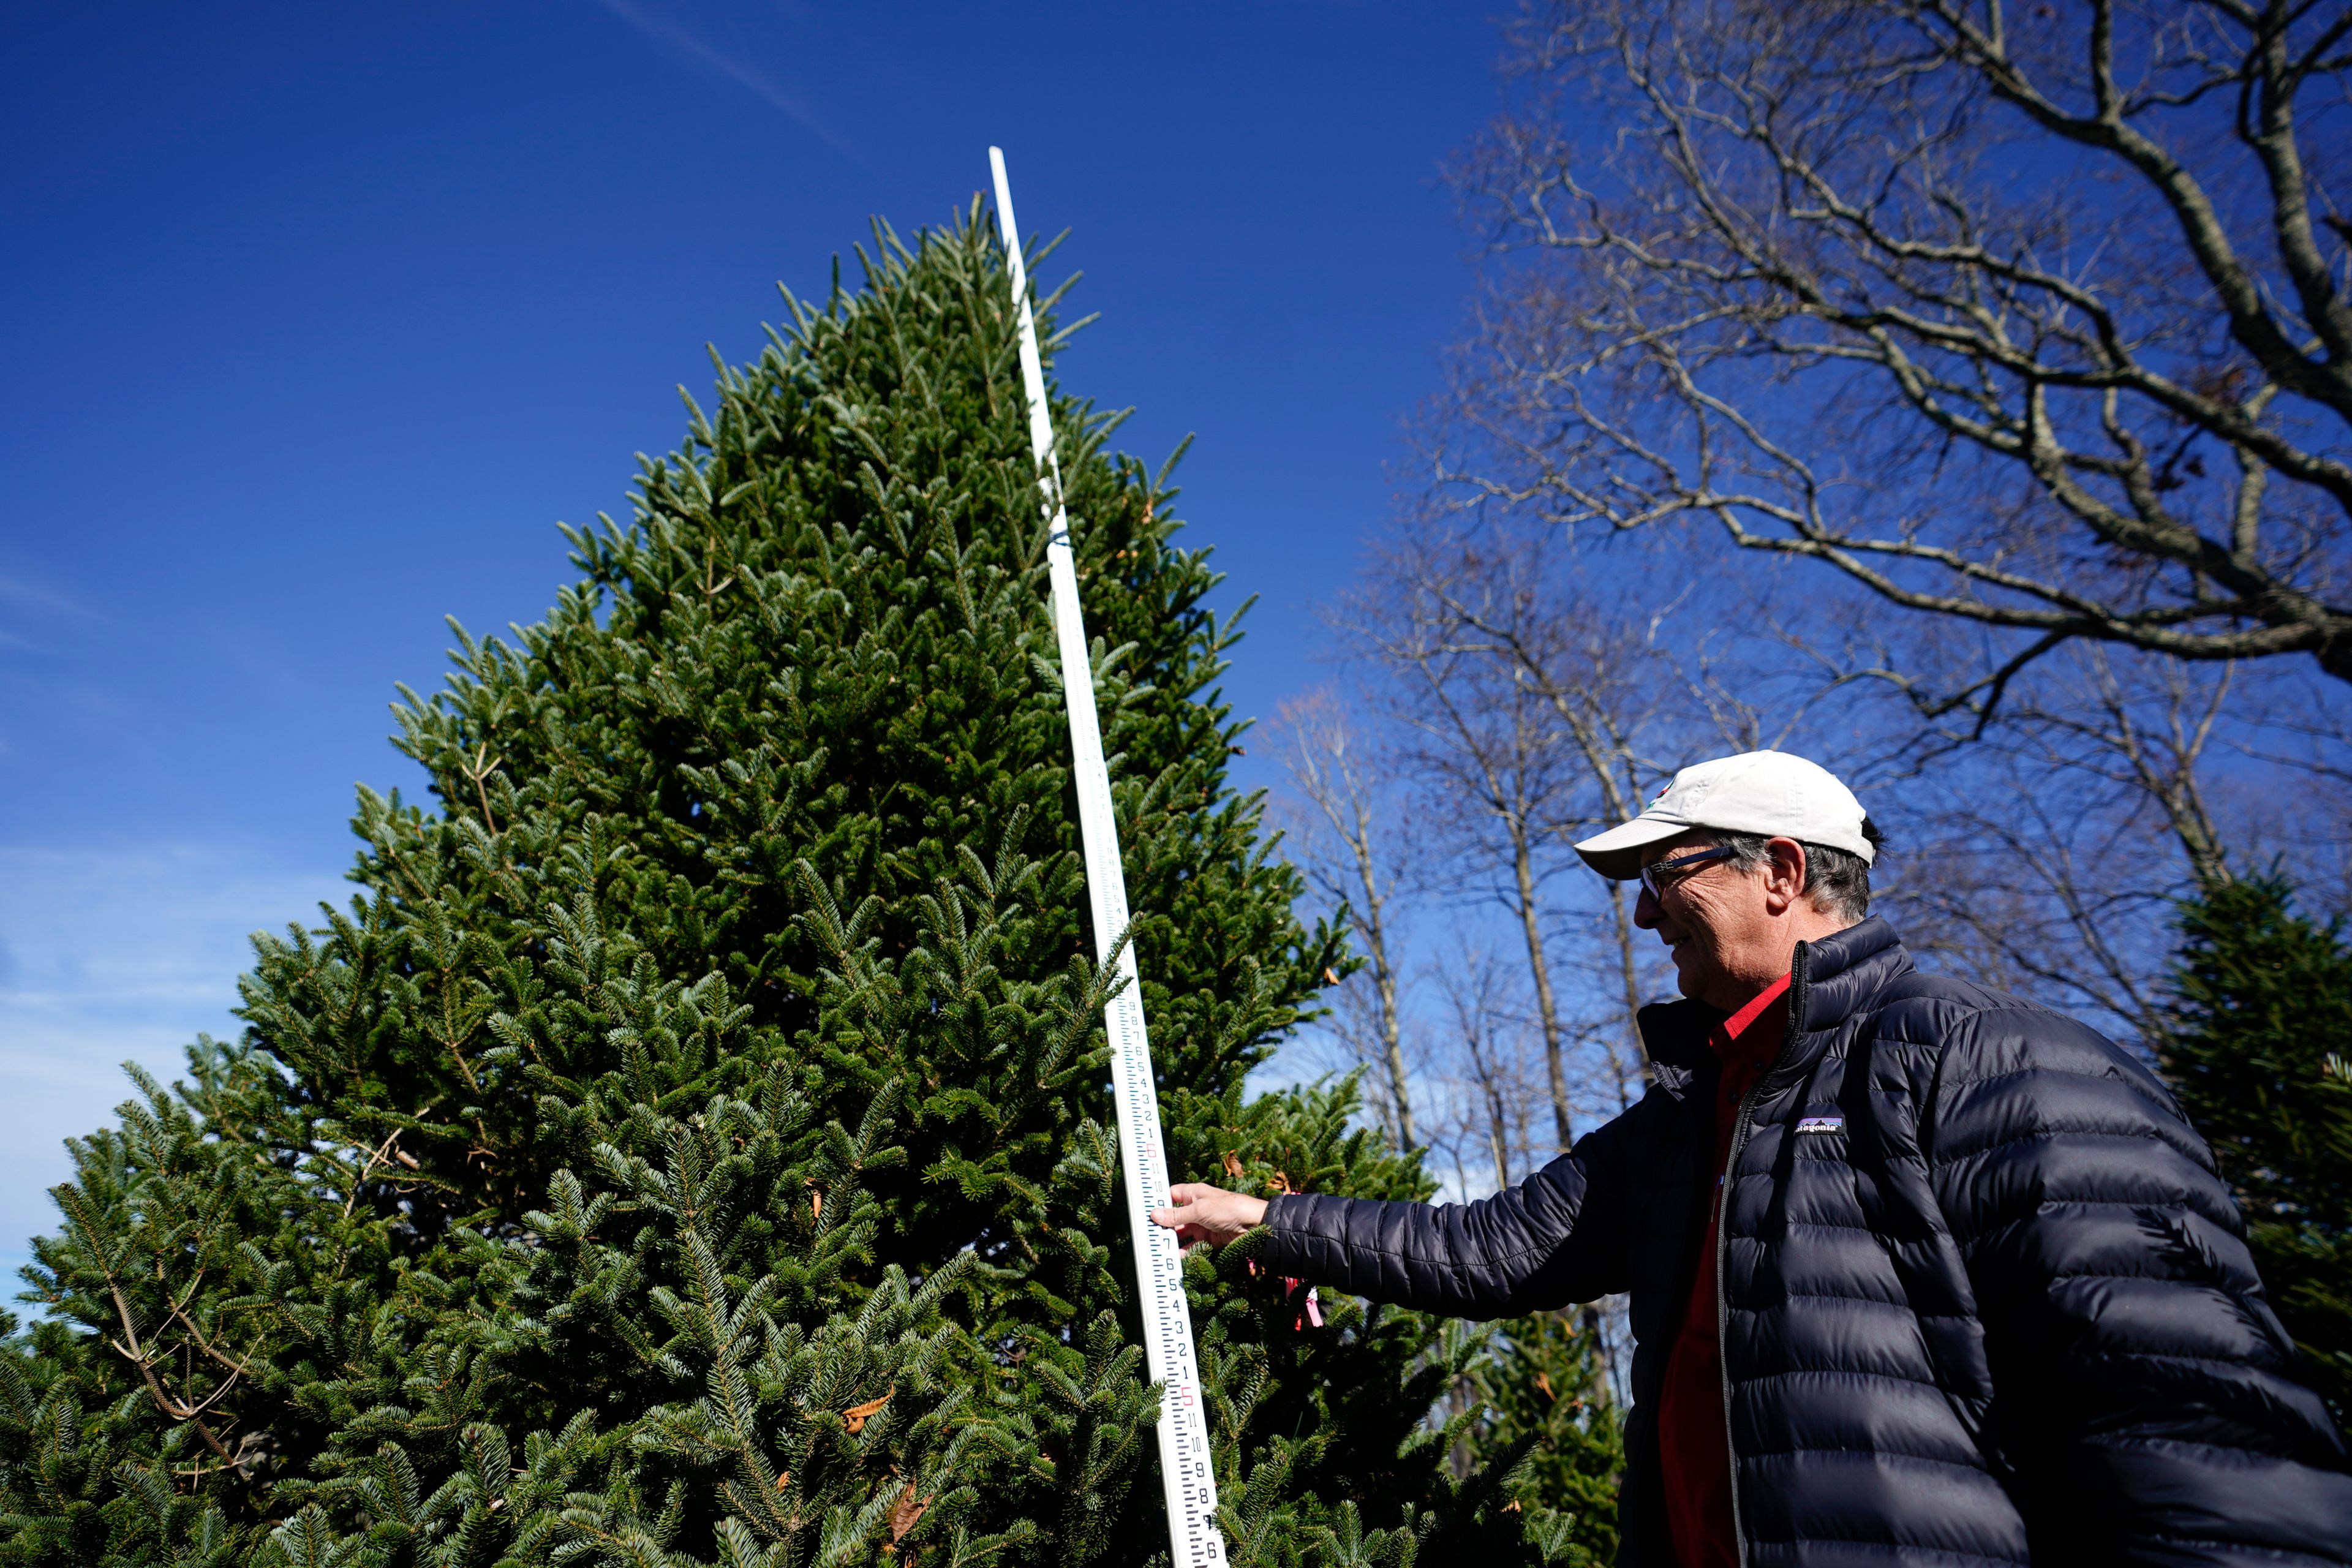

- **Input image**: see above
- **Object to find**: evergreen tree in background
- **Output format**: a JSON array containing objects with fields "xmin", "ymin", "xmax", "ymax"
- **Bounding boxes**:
[
  {"xmin": 1460, "ymin": 1313, "xmax": 1622, "ymax": 1568},
  {"xmin": 0, "ymin": 211, "xmax": 1599, "ymax": 1566},
  {"xmin": 2162, "ymin": 875, "xmax": 2352, "ymax": 1418}
]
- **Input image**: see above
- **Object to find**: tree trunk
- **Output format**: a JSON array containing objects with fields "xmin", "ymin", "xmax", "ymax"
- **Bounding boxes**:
[
  {"xmin": 1510, "ymin": 820, "xmax": 1574, "ymax": 1152},
  {"xmin": 1354, "ymin": 888, "xmax": 1416, "ymax": 1152},
  {"xmin": 1607, "ymin": 879, "xmax": 1649, "ymax": 1106}
]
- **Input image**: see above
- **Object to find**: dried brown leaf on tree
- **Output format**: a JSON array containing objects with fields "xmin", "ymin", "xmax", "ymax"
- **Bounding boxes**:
[
  {"xmin": 843, "ymin": 1386, "xmax": 894, "ymax": 1433},
  {"xmin": 889, "ymin": 1482, "xmax": 930, "ymax": 1543}
]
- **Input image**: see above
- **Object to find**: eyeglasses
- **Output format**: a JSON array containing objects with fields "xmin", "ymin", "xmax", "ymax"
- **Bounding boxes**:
[{"xmin": 1638, "ymin": 845, "xmax": 1738, "ymax": 900}]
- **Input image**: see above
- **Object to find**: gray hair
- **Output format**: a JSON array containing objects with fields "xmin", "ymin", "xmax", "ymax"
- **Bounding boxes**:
[{"xmin": 1699, "ymin": 820, "xmax": 1884, "ymax": 924}]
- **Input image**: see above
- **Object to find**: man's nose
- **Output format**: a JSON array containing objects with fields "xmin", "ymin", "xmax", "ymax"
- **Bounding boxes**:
[{"xmin": 1633, "ymin": 883, "xmax": 1661, "ymax": 929}]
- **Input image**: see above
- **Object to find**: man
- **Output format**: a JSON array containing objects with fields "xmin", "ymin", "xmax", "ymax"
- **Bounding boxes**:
[{"xmin": 1153, "ymin": 751, "xmax": 2351, "ymax": 1565}]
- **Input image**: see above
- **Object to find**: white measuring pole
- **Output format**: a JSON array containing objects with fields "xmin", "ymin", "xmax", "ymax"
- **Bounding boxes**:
[{"xmin": 987, "ymin": 146, "xmax": 1227, "ymax": 1568}]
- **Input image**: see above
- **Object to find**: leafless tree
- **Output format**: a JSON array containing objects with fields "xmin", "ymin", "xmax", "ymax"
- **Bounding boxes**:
[
  {"xmin": 1346, "ymin": 532, "xmax": 1611, "ymax": 1151},
  {"xmin": 2215, "ymin": 663, "xmax": 2352, "ymax": 909},
  {"xmin": 1421, "ymin": 565, "xmax": 1671, "ymax": 1098},
  {"xmin": 1893, "ymin": 633, "xmax": 2352, "ymax": 1035},
  {"xmin": 1443, "ymin": 0, "xmax": 2352, "ymax": 725},
  {"xmin": 1273, "ymin": 688, "xmax": 1420, "ymax": 1149},
  {"xmin": 1434, "ymin": 948, "xmax": 1532, "ymax": 1197},
  {"xmin": 1890, "ymin": 647, "xmax": 2237, "ymax": 1035},
  {"xmin": 1395, "ymin": 532, "xmax": 1871, "ymax": 1101},
  {"xmin": 1338, "ymin": 524, "xmax": 1745, "ymax": 1140}
]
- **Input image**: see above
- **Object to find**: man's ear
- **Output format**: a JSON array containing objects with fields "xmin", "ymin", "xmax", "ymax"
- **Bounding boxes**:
[{"xmin": 1764, "ymin": 837, "xmax": 1809, "ymax": 914}]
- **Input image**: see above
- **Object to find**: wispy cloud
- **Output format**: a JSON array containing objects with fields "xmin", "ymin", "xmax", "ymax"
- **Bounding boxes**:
[
  {"xmin": 595, "ymin": 0, "xmax": 862, "ymax": 164},
  {"xmin": 0, "ymin": 568, "xmax": 106, "ymax": 659},
  {"xmin": 0, "ymin": 842, "xmax": 349, "ymax": 1271},
  {"xmin": 0, "ymin": 575, "xmax": 89, "ymax": 617}
]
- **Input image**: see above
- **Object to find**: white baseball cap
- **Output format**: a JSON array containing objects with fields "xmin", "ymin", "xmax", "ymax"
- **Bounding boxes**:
[{"xmin": 1574, "ymin": 750, "xmax": 1875, "ymax": 881}]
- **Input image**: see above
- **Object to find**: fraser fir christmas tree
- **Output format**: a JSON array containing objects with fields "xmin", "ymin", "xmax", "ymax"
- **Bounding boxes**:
[
  {"xmin": 1461, "ymin": 1313, "xmax": 1622, "ymax": 1567},
  {"xmin": 1, "ymin": 211, "xmax": 1593, "ymax": 1566},
  {"xmin": 2161, "ymin": 874, "xmax": 2352, "ymax": 1419}
]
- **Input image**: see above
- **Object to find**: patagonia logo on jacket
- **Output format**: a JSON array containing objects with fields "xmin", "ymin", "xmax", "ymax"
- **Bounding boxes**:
[{"xmin": 1795, "ymin": 1115, "xmax": 1844, "ymax": 1135}]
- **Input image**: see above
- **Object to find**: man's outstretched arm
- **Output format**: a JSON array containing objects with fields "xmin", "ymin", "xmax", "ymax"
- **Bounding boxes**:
[{"xmin": 1152, "ymin": 1113, "xmax": 1635, "ymax": 1320}]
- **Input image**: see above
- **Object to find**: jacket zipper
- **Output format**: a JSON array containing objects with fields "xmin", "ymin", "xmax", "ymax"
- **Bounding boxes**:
[
  {"xmin": 1716, "ymin": 1077, "xmax": 1762, "ymax": 1568},
  {"xmin": 1716, "ymin": 956, "xmax": 1807, "ymax": 1568}
]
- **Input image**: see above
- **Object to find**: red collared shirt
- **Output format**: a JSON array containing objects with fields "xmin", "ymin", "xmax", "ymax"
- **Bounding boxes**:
[{"xmin": 1658, "ymin": 972, "xmax": 1792, "ymax": 1568}]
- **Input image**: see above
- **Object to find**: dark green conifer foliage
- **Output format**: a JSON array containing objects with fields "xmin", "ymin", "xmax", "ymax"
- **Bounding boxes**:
[
  {"xmin": 2161, "ymin": 874, "xmax": 2352, "ymax": 1417},
  {"xmin": 1460, "ymin": 1314, "xmax": 1622, "ymax": 1568},
  {"xmin": 1, "ymin": 211, "xmax": 1591, "ymax": 1565}
]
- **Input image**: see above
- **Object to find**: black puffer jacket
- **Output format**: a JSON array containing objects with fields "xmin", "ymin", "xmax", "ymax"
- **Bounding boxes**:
[{"xmin": 1262, "ymin": 919, "xmax": 2351, "ymax": 1565}]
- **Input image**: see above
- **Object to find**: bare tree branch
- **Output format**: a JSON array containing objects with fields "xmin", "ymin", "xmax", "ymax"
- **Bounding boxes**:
[
  {"xmin": 1439, "ymin": 0, "xmax": 2352, "ymax": 710},
  {"xmin": 1274, "ymin": 690, "xmax": 1421, "ymax": 1149},
  {"xmin": 1337, "ymin": 526, "xmax": 1713, "ymax": 1137}
]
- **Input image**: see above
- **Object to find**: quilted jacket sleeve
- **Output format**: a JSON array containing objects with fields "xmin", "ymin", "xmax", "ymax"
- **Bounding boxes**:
[
  {"xmin": 1255, "ymin": 1103, "xmax": 1638, "ymax": 1319},
  {"xmin": 1923, "ymin": 998, "xmax": 2352, "ymax": 1566}
]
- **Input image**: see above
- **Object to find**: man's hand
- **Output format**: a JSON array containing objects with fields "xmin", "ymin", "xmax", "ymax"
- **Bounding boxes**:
[{"xmin": 1149, "ymin": 1183, "xmax": 1268, "ymax": 1247}]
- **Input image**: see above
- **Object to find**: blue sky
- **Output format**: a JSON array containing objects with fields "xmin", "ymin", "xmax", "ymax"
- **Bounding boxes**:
[{"xmin": 0, "ymin": 3, "xmax": 1502, "ymax": 1261}]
